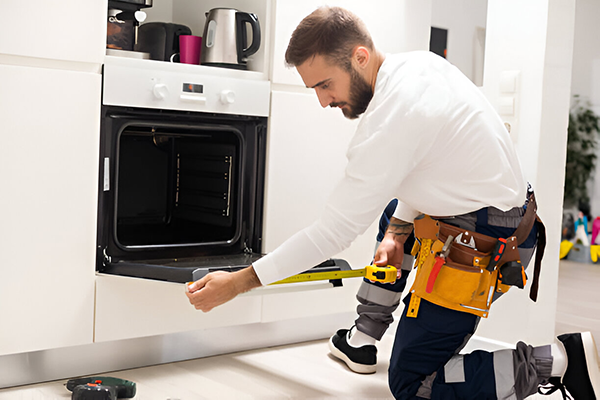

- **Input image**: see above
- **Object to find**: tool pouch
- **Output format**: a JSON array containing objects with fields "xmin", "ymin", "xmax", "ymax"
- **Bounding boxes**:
[
  {"xmin": 410, "ymin": 217, "xmax": 523, "ymax": 318},
  {"xmin": 412, "ymin": 251, "xmax": 496, "ymax": 317}
]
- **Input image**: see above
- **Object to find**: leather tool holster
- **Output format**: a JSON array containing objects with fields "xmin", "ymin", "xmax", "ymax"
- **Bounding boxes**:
[{"xmin": 408, "ymin": 193, "xmax": 545, "ymax": 318}]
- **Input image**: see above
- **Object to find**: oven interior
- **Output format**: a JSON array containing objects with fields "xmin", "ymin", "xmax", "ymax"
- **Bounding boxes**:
[{"xmin": 116, "ymin": 125, "xmax": 241, "ymax": 248}]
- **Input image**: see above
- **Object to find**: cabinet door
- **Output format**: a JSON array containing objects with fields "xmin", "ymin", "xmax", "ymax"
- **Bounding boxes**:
[
  {"xmin": 0, "ymin": 1, "xmax": 106, "ymax": 64},
  {"xmin": 263, "ymin": 90, "xmax": 378, "ymax": 269},
  {"xmin": 271, "ymin": 0, "xmax": 432, "ymax": 86},
  {"xmin": 95, "ymin": 275, "xmax": 262, "ymax": 342},
  {"xmin": 0, "ymin": 64, "xmax": 100, "ymax": 355}
]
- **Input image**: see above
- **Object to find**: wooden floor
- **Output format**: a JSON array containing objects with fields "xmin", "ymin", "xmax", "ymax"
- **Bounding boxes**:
[
  {"xmin": 1, "ymin": 260, "xmax": 597, "ymax": 399},
  {"xmin": 555, "ymin": 260, "xmax": 600, "ymax": 352}
]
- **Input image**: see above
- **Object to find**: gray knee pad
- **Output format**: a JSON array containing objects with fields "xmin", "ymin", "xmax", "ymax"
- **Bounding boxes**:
[{"xmin": 355, "ymin": 281, "xmax": 403, "ymax": 340}]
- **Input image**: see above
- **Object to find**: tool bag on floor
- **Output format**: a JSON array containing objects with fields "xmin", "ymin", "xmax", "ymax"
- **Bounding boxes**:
[{"xmin": 407, "ymin": 193, "xmax": 546, "ymax": 318}]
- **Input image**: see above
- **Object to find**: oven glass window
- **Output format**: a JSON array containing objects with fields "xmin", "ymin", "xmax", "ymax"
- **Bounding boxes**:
[{"xmin": 115, "ymin": 125, "xmax": 241, "ymax": 248}]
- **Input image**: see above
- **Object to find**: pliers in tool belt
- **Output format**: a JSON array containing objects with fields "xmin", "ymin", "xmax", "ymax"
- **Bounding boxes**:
[{"xmin": 425, "ymin": 235, "xmax": 454, "ymax": 293}]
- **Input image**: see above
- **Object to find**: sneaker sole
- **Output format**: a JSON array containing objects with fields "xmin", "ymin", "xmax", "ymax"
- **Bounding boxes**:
[
  {"xmin": 328, "ymin": 335, "xmax": 376, "ymax": 374},
  {"xmin": 582, "ymin": 331, "xmax": 600, "ymax": 396}
]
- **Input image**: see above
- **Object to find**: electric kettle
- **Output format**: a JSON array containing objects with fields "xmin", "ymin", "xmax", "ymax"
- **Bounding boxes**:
[{"xmin": 200, "ymin": 8, "xmax": 261, "ymax": 69}]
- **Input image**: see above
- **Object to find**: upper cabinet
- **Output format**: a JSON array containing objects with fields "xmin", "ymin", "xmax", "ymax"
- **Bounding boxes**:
[
  {"xmin": 0, "ymin": 1, "xmax": 107, "ymax": 65},
  {"xmin": 270, "ymin": 0, "xmax": 433, "ymax": 86}
]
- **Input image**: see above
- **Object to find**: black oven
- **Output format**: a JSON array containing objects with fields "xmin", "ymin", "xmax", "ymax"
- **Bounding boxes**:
[
  {"xmin": 97, "ymin": 57, "xmax": 350, "ymax": 285},
  {"xmin": 97, "ymin": 105, "xmax": 267, "ymax": 282}
]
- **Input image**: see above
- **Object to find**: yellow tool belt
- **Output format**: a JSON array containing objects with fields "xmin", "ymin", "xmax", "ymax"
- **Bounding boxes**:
[{"xmin": 407, "ymin": 215, "xmax": 525, "ymax": 319}]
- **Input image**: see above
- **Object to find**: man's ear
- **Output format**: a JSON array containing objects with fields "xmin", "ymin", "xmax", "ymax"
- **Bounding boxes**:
[{"xmin": 353, "ymin": 46, "xmax": 370, "ymax": 70}]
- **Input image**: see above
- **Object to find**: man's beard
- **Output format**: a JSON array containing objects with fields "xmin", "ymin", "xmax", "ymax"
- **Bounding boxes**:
[{"xmin": 330, "ymin": 67, "xmax": 374, "ymax": 120}]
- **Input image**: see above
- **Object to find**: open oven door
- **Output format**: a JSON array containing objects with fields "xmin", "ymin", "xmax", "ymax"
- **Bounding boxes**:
[{"xmin": 101, "ymin": 255, "xmax": 352, "ymax": 286}]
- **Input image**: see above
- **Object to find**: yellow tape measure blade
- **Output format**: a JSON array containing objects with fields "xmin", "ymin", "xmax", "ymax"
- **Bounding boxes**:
[
  {"xmin": 271, "ymin": 265, "xmax": 397, "ymax": 285},
  {"xmin": 271, "ymin": 268, "xmax": 366, "ymax": 285}
]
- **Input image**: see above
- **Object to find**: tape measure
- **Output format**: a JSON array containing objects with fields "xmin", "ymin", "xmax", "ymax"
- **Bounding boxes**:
[{"xmin": 271, "ymin": 265, "xmax": 398, "ymax": 285}]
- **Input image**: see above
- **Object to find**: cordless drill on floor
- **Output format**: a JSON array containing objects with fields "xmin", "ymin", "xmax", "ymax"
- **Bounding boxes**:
[{"xmin": 65, "ymin": 376, "xmax": 136, "ymax": 400}]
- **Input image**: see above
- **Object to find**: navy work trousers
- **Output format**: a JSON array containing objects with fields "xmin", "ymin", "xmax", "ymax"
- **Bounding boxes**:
[
  {"xmin": 386, "ymin": 206, "xmax": 541, "ymax": 399},
  {"xmin": 390, "ymin": 294, "xmax": 488, "ymax": 399}
]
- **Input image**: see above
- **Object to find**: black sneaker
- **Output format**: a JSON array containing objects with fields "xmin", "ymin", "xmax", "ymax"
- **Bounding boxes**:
[
  {"xmin": 328, "ymin": 328, "xmax": 377, "ymax": 374},
  {"xmin": 539, "ymin": 332, "xmax": 600, "ymax": 399}
]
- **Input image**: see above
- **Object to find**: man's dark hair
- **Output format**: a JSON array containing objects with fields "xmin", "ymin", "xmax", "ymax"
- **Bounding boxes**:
[{"xmin": 285, "ymin": 6, "xmax": 374, "ymax": 72}]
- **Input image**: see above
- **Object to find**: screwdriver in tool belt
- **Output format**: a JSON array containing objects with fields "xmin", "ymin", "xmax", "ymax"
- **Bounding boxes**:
[{"xmin": 487, "ymin": 237, "xmax": 507, "ymax": 272}]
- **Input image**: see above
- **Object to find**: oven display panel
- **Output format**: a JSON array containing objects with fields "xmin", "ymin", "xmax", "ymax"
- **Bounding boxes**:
[{"xmin": 182, "ymin": 83, "xmax": 204, "ymax": 94}]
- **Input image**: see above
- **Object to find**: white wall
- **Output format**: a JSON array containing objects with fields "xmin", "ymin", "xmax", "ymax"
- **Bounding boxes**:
[
  {"xmin": 143, "ymin": 0, "xmax": 173, "ymax": 22},
  {"xmin": 431, "ymin": 0, "xmax": 488, "ymax": 85},
  {"xmin": 570, "ymin": 0, "xmax": 600, "ymax": 109},
  {"xmin": 570, "ymin": 0, "xmax": 600, "ymax": 217}
]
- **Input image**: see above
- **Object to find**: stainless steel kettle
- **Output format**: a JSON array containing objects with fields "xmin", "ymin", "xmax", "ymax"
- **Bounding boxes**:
[{"xmin": 200, "ymin": 8, "xmax": 261, "ymax": 70}]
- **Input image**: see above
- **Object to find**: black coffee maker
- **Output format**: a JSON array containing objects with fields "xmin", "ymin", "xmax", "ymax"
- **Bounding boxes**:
[{"xmin": 107, "ymin": 0, "xmax": 153, "ymax": 52}]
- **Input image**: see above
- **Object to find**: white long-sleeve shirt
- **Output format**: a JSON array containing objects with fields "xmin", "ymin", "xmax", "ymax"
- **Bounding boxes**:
[{"xmin": 253, "ymin": 51, "xmax": 526, "ymax": 285}]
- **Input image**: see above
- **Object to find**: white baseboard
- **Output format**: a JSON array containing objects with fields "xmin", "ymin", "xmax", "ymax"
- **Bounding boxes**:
[{"xmin": 0, "ymin": 312, "xmax": 356, "ymax": 389}]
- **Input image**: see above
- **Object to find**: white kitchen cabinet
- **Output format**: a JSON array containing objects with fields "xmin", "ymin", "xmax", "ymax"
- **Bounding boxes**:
[
  {"xmin": 0, "ymin": 1, "xmax": 107, "ymax": 64},
  {"xmin": 263, "ymin": 90, "xmax": 378, "ymax": 269},
  {"xmin": 261, "ymin": 279, "xmax": 361, "ymax": 323},
  {"xmin": 0, "ymin": 64, "xmax": 100, "ymax": 355},
  {"xmin": 270, "ymin": 0, "xmax": 432, "ymax": 86},
  {"xmin": 94, "ymin": 274, "xmax": 359, "ymax": 342},
  {"xmin": 270, "ymin": 0, "xmax": 323, "ymax": 86},
  {"xmin": 95, "ymin": 275, "xmax": 262, "ymax": 342}
]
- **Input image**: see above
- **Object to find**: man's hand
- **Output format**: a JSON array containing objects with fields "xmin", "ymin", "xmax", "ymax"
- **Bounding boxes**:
[
  {"xmin": 374, "ymin": 217, "xmax": 413, "ymax": 275},
  {"xmin": 185, "ymin": 266, "xmax": 262, "ymax": 312}
]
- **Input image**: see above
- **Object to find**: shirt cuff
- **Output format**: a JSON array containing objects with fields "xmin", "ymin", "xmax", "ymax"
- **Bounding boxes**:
[
  {"xmin": 392, "ymin": 201, "xmax": 420, "ymax": 222},
  {"xmin": 252, "ymin": 255, "xmax": 280, "ymax": 285}
]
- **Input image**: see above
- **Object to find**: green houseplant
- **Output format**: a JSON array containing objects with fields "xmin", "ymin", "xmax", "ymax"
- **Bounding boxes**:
[{"xmin": 563, "ymin": 95, "xmax": 600, "ymax": 208}]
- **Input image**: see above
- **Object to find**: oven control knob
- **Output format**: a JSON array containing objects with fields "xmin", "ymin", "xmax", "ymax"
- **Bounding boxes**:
[
  {"xmin": 153, "ymin": 83, "xmax": 169, "ymax": 100},
  {"xmin": 220, "ymin": 90, "xmax": 235, "ymax": 104}
]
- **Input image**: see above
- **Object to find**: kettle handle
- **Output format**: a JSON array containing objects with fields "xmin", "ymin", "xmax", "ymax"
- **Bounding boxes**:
[{"xmin": 236, "ymin": 12, "xmax": 261, "ymax": 63}]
